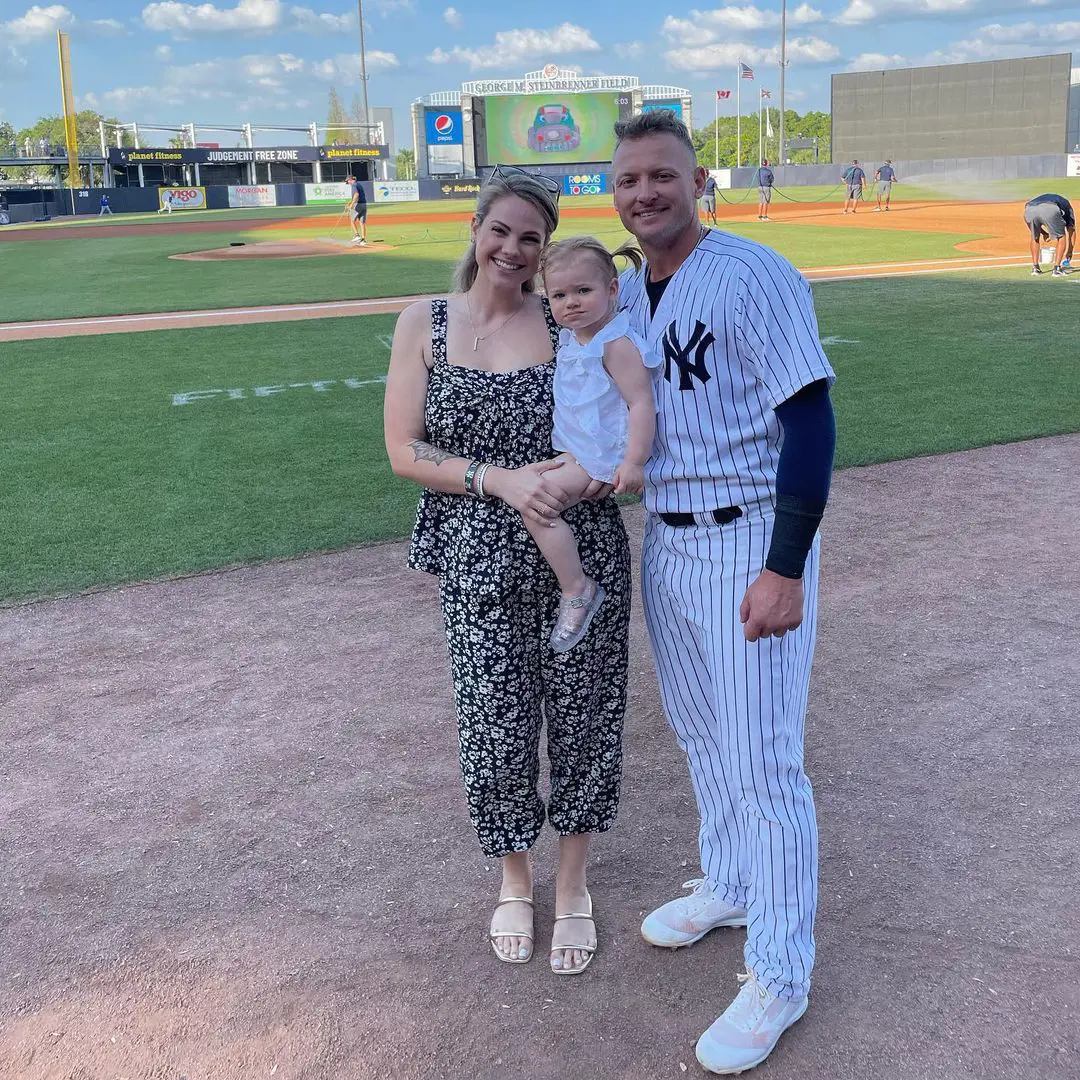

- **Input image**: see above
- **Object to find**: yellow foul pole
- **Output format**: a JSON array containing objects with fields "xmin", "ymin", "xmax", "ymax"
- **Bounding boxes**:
[{"xmin": 57, "ymin": 30, "xmax": 80, "ymax": 190}]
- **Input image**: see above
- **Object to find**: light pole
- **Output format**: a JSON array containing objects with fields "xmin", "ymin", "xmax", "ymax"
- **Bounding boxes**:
[
  {"xmin": 779, "ymin": 0, "xmax": 787, "ymax": 166},
  {"xmin": 358, "ymin": 0, "xmax": 371, "ymax": 137}
]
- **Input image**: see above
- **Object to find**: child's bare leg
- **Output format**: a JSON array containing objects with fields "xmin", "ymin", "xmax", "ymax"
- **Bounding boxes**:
[{"xmin": 521, "ymin": 456, "xmax": 594, "ymax": 595}]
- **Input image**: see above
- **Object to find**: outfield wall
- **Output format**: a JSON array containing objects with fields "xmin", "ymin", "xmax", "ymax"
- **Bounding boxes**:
[{"xmin": 720, "ymin": 153, "xmax": 1070, "ymax": 189}]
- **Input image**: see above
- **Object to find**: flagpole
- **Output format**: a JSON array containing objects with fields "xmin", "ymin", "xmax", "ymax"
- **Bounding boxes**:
[
  {"xmin": 714, "ymin": 90, "xmax": 719, "ymax": 171},
  {"xmin": 736, "ymin": 62, "xmax": 741, "ymax": 168},
  {"xmin": 758, "ymin": 93, "xmax": 762, "ymax": 164}
]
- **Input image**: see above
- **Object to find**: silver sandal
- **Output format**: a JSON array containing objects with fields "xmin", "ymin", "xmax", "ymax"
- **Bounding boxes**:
[{"xmin": 550, "ymin": 578, "xmax": 605, "ymax": 654}]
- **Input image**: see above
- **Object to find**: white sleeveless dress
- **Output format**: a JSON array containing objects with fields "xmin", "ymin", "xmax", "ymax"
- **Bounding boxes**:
[{"xmin": 551, "ymin": 310, "xmax": 662, "ymax": 483}]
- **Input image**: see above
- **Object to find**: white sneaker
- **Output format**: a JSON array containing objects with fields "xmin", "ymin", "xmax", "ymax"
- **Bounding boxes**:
[
  {"xmin": 696, "ymin": 971, "xmax": 808, "ymax": 1075},
  {"xmin": 640, "ymin": 879, "xmax": 747, "ymax": 948},
  {"xmin": 350, "ymin": 236, "xmax": 362, "ymax": 244}
]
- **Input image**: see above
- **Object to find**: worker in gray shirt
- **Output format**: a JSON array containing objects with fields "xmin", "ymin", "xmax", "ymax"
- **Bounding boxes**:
[
  {"xmin": 874, "ymin": 161, "xmax": 897, "ymax": 211},
  {"xmin": 842, "ymin": 160, "xmax": 865, "ymax": 214},
  {"xmin": 1024, "ymin": 193, "xmax": 1075, "ymax": 276},
  {"xmin": 757, "ymin": 158, "xmax": 775, "ymax": 221}
]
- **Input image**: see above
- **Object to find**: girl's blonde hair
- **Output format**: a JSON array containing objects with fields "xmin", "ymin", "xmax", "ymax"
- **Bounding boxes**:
[
  {"xmin": 451, "ymin": 172, "xmax": 560, "ymax": 294},
  {"xmin": 540, "ymin": 235, "xmax": 643, "ymax": 284}
]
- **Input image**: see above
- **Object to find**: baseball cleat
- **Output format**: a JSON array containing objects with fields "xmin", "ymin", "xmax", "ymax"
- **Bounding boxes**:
[
  {"xmin": 640, "ymin": 879, "xmax": 747, "ymax": 948},
  {"xmin": 1031, "ymin": 266, "xmax": 1042, "ymax": 275},
  {"xmin": 695, "ymin": 971, "xmax": 809, "ymax": 1075},
  {"xmin": 1051, "ymin": 267, "xmax": 1065, "ymax": 277}
]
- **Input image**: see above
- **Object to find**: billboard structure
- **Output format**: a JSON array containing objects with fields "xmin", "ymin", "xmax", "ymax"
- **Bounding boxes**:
[
  {"xmin": 832, "ymin": 53, "xmax": 1073, "ymax": 162},
  {"xmin": 411, "ymin": 68, "xmax": 692, "ymax": 179}
]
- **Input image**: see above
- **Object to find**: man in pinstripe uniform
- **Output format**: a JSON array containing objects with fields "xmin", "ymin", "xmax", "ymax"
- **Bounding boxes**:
[{"xmin": 611, "ymin": 110, "xmax": 836, "ymax": 1074}]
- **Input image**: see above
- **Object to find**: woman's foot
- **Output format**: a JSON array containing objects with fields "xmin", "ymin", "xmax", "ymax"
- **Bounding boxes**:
[
  {"xmin": 490, "ymin": 885, "xmax": 534, "ymax": 963},
  {"xmin": 550, "ymin": 578, "xmax": 605, "ymax": 654},
  {"xmin": 550, "ymin": 887, "xmax": 596, "ymax": 974}
]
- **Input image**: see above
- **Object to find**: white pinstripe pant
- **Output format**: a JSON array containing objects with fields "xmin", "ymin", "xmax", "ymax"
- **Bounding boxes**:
[{"xmin": 642, "ymin": 508, "xmax": 820, "ymax": 1000}]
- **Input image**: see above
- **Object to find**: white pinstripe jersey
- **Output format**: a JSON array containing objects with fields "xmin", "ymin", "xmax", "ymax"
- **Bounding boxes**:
[{"xmin": 620, "ymin": 230, "xmax": 835, "ymax": 514}]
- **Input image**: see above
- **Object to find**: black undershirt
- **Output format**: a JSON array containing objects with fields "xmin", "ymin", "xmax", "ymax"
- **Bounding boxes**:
[{"xmin": 645, "ymin": 274, "xmax": 674, "ymax": 316}]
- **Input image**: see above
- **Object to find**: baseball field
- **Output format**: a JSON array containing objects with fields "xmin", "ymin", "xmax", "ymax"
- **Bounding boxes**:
[{"xmin": 2, "ymin": 180, "xmax": 1078, "ymax": 1079}]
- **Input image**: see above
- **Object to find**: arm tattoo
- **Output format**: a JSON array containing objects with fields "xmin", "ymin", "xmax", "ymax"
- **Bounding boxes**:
[{"xmin": 409, "ymin": 439, "xmax": 453, "ymax": 466}]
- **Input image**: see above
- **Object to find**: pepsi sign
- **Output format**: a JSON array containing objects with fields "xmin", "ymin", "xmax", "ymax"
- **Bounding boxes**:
[{"xmin": 425, "ymin": 108, "xmax": 463, "ymax": 146}]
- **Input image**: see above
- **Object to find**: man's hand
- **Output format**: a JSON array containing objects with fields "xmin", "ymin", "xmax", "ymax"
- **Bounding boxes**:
[{"xmin": 739, "ymin": 570, "xmax": 804, "ymax": 642}]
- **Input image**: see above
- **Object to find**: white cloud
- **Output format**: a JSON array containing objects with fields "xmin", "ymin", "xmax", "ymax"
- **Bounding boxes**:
[
  {"xmin": 664, "ymin": 4, "xmax": 822, "ymax": 42},
  {"xmin": 141, "ymin": 0, "xmax": 283, "ymax": 35},
  {"xmin": 664, "ymin": 35, "xmax": 838, "ymax": 71},
  {"xmin": 155, "ymin": 44, "xmax": 173, "ymax": 58},
  {"xmin": 3, "ymin": 4, "xmax": 74, "ymax": 43},
  {"xmin": 442, "ymin": 6, "xmax": 462, "ymax": 28},
  {"xmin": 1, "ymin": 44, "xmax": 29, "ymax": 76},
  {"xmin": 369, "ymin": 0, "xmax": 414, "ymax": 12},
  {"xmin": 614, "ymin": 41, "xmax": 646, "ymax": 59},
  {"xmin": 924, "ymin": 18, "xmax": 1080, "ymax": 62},
  {"xmin": 86, "ymin": 48, "xmax": 397, "ymax": 116},
  {"xmin": 91, "ymin": 18, "xmax": 128, "ymax": 34},
  {"xmin": 428, "ymin": 22, "xmax": 600, "ymax": 70},
  {"xmin": 290, "ymin": 5, "xmax": 354, "ymax": 32},
  {"xmin": 846, "ymin": 51, "xmax": 910, "ymax": 69}
]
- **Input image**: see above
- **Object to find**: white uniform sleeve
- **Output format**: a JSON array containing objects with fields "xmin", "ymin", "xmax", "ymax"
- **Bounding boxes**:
[{"xmin": 733, "ymin": 251, "xmax": 835, "ymax": 409}]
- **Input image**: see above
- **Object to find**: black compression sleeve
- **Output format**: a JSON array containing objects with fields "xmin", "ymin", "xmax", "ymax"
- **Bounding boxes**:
[{"xmin": 766, "ymin": 380, "xmax": 836, "ymax": 579}]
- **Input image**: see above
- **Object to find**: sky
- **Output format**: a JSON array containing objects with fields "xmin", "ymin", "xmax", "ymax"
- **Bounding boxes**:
[{"xmin": 0, "ymin": 0, "xmax": 1078, "ymax": 148}]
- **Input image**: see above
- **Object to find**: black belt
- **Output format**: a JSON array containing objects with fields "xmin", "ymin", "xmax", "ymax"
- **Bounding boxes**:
[{"xmin": 659, "ymin": 507, "xmax": 743, "ymax": 527}]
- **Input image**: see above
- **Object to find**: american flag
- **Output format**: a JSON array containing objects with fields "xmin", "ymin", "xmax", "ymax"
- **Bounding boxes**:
[
  {"xmin": 760, "ymin": 88, "xmax": 772, "ymax": 98},
  {"xmin": 740, "ymin": 62, "xmax": 754, "ymax": 79},
  {"xmin": 716, "ymin": 89, "xmax": 732, "ymax": 99}
]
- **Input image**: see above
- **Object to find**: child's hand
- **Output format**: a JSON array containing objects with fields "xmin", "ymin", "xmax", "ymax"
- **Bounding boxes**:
[{"xmin": 613, "ymin": 462, "xmax": 644, "ymax": 496}]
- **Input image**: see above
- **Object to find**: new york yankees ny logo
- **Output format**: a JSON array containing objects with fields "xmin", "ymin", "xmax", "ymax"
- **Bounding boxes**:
[{"xmin": 662, "ymin": 320, "xmax": 715, "ymax": 390}]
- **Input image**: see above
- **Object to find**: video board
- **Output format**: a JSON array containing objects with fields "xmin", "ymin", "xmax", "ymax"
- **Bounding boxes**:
[
  {"xmin": 473, "ymin": 92, "xmax": 632, "ymax": 166},
  {"xmin": 642, "ymin": 101, "xmax": 684, "ymax": 121}
]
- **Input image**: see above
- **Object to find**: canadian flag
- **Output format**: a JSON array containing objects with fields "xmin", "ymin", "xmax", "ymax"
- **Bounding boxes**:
[{"xmin": 716, "ymin": 89, "xmax": 732, "ymax": 99}]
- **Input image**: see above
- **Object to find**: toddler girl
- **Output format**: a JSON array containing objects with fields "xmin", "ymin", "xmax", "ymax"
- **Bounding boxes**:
[{"xmin": 530, "ymin": 236, "xmax": 661, "ymax": 653}]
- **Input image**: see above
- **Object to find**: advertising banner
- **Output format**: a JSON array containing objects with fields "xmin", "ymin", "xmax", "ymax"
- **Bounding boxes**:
[
  {"xmin": 425, "ymin": 108, "xmax": 463, "ymax": 147},
  {"xmin": 437, "ymin": 180, "xmax": 481, "ymax": 199},
  {"xmin": 1068, "ymin": 153, "xmax": 1080, "ymax": 178},
  {"xmin": 479, "ymin": 92, "xmax": 631, "ymax": 167},
  {"xmin": 373, "ymin": 180, "xmax": 420, "ymax": 203},
  {"xmin": 304, "ymin": 182, "xmax": 352, "ymax": 205},
  {"xmin": 562, "ymin": 173, "xmax": 607, "ymax": 196},
  {"xmin": 158, "ymin": 187, "xmax": 206, "ymax": 210},
  {"xmin": 109, "ymin": 145, "xmax": 388, "ymax": 165},
  {"xmin": 228, "ymin": 185, "xmax": 277, "ymax": 208}
]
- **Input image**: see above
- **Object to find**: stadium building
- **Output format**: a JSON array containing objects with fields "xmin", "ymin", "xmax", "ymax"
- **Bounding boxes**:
[{"xmin": 410, "ymin": 65, "xmax": 693, "ymax": 192}]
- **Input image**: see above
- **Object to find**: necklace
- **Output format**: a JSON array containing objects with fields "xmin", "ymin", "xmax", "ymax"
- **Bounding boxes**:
[{"xmin": 465, "ymin": 293, "xmax": 525, "ymax": 352}]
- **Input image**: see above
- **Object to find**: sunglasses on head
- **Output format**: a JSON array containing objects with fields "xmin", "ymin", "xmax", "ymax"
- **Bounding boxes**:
[{"xmin": 491, "ymin": 164, "xmax": 561, "ymax": 199}]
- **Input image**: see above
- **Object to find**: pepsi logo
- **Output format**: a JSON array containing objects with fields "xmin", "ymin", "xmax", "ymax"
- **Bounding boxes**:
[{"xmin": 434, "ymin": 114, "xmax": 454, "ymax": 136}]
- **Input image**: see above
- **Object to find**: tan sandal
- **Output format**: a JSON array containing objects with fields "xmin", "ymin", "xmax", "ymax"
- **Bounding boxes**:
[
  {"xmin": 550, "ymin": 892, "xmax": 596, "ymax": 975},
  {"xmin": 489, "ymin": 896, "xmax": 534, "ymax": 964}
]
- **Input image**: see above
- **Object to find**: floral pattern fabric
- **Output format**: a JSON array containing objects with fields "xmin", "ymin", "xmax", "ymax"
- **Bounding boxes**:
[{"xmin": 410, "ymin": 299, "xmax": 632, "ymax": 857}]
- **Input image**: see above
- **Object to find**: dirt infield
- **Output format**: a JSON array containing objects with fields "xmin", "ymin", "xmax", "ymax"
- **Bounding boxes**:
[
  {"xmin": 1, "ymin": 433, "xmax": 1077, "ymax": 1079},
  {"xmin": 0, "ymin": 198, "xmax": 1026, "ymax": 257}
]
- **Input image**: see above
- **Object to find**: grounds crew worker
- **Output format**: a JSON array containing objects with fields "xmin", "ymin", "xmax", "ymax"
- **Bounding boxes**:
[
  {"xmin": 1023, "ymin": 193, "xmax": 1074, "ymax": 276},
  {"xmin": 347, "ymin": 173, "xmax": 368, "ymax": 246}
]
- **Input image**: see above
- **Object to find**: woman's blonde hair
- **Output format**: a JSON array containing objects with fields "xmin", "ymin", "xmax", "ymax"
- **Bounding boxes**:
[
  {"xmin": 540, "ymin": 235, "xmax": 643, "ymax": 284},
  {"xmin": 451, "ymin": 171, "xmax": 560, "ymax": 294}
]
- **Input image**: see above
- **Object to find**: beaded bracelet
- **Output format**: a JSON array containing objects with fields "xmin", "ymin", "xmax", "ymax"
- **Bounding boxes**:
[{"xmin": 463, "ymin": 459, "xmax": 480, "ymax": 495}]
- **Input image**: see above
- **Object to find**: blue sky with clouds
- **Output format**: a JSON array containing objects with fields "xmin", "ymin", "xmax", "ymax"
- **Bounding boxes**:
[{"xmin": 0, "ymin": 0, "xmax": 1077, "ymax": 145}]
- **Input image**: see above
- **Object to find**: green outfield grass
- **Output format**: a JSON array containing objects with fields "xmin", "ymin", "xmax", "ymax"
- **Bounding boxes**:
[
  {"xmin": 2, "ymin": 268, "xmax": 1077, "ymax": 603},
  {"xmin": 2, "ymin": 217, "xmax": 996, "ymax": 322}
]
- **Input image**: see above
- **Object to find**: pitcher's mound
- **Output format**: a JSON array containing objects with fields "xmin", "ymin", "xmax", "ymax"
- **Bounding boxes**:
[{"xmin": 171, "ymin": 239, "xmax": 394, "ymax": 261}]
